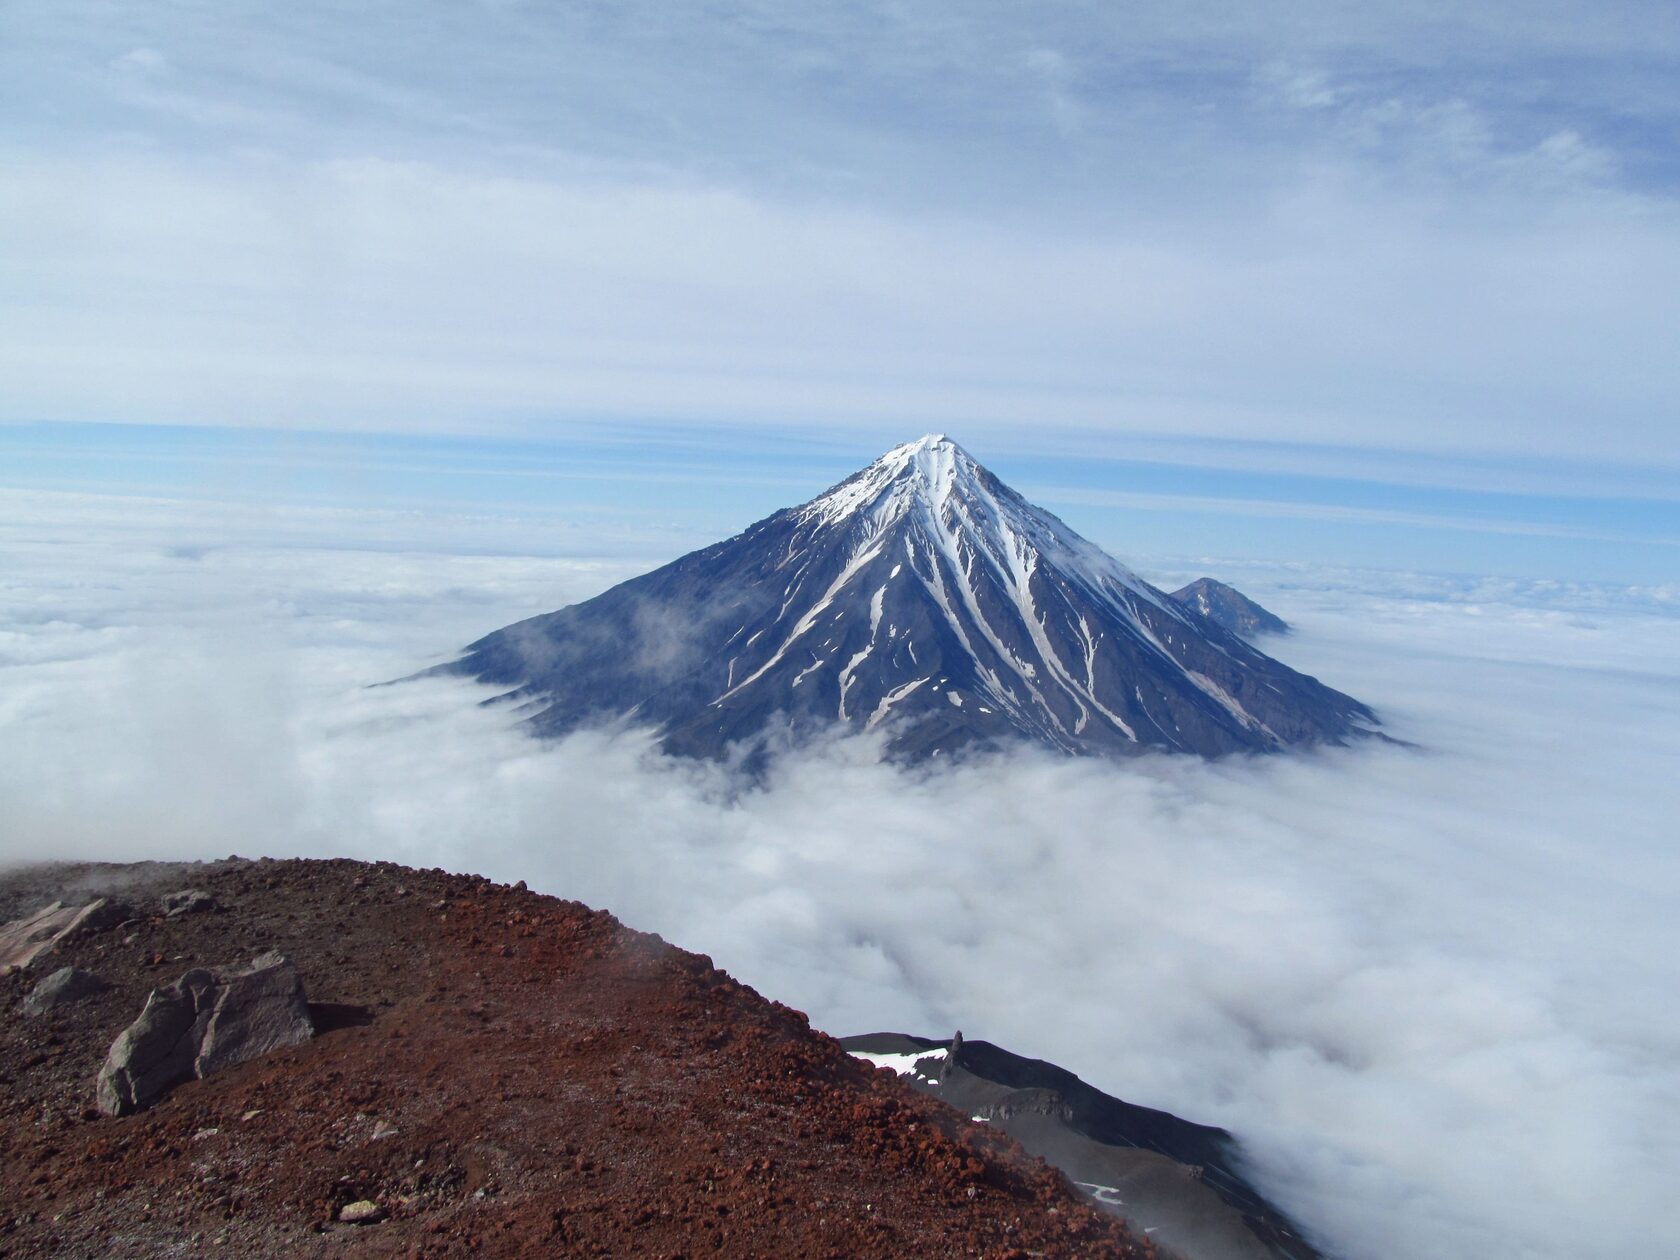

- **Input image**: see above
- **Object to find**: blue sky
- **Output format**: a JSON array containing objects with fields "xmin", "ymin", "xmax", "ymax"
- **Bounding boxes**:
[
  {"xmin": 1, "ymin": 1, "xmax": 1676, "ymax": 582},
  {"xmin": 3, "ymin": 420, "xmax": 1674, "ymax": 584}
]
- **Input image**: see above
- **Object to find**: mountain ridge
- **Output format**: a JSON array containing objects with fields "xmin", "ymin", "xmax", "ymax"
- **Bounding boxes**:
[
  {"xmin": 0, "ymin": 857, "xmax": 1159, "ymax": 1258},
  {"xmin": 1170, "ymin": 578, "xmax": 1291, "ymax": 639},
  {"xmin": 842, "ymin": 1031, "xmax": 1326, "ymax": 1260}
]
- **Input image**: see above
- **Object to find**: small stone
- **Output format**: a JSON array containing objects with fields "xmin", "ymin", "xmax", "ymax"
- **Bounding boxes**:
[
  {"xmin": 338, "ymin": 1200, "xmax": 386, "ymax": 1225},
  {"xmin": 371, "ymin": 1120, "xmax": 400, "ymax": 1141},
  {"xmin": 241, "ymin": 1109, "xmax": 264, "ymax": 1122}
]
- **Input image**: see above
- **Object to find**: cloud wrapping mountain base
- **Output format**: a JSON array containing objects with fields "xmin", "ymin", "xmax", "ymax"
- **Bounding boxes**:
[{"xmin": 2, "ymin": 490, "xmax": 1678, "ymax": 1259}]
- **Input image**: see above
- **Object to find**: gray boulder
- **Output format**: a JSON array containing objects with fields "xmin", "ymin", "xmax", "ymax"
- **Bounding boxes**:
[
  {"xmin": 22, "ymin": 966, "xmax": 111, "ymax": 1016},
  {"xmin": 0, "ymin": 898, "xmax": 130, "ymax": 974},
  {"xmin": 160, "ymin": 889, "xmax": 219, "ymax": 918},
  {"xmin": 95, "ymin": 951, "xmax": 314, "ymax": 1117}
]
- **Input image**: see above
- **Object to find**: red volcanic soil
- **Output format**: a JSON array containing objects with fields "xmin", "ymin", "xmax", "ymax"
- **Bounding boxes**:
[{"xmin": 0, "ymin": 858, "xmax": 1159, "ymax": 1258}]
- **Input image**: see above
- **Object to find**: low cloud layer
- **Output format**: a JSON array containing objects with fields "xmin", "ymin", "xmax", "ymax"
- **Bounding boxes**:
[{"xmin": 3, "ymin": 489, "xmax": 1678, "ymax": 1259}]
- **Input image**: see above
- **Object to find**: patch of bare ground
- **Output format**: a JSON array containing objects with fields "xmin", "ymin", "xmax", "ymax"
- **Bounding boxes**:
[{"xmin": 0, "ymin": 858, "xmax": 1160, "ymax": 1258}]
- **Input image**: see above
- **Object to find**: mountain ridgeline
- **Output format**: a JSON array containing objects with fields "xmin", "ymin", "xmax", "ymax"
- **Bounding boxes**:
[
  {"xmin": 1168, "ymin": 578, "xmax": 1291, "ymax": 639},
  {"xmin": 842, "ymin": 1032, "xmax": 1325, "ymax": 1260},
  {"xmin": 438, "ymin": 436, "xmax": 1376, "ymax": 762}
]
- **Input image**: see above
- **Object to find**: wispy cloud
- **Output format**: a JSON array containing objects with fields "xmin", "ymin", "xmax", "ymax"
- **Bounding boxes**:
[
  {"xmin": 2, "ymin": 2, "xmax": 1676, "ymax": 473},
  {"xmin": 1027, "ymin": 483, "xmax": 1680, "ymax": 547}
]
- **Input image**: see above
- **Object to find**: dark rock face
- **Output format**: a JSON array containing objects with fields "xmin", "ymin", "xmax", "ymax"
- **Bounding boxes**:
[
  {"xmin": 21, "ymin": 966, "xmax": 111, "ymax": 1016},
  {"xmin": 843, "ymin": 1032, "xmax": 1326, "ymax": 1260},
  {"xmin": 1170, "ymin": 579, "xmax": 1290, "ymax": 639},
  {"xmin": 95, "ymin": 950, "xmax": 314, "ymax": 1116},
  {"xmin": 436, "ymin": 436, "xmax": 1376, "ymax": 763}
]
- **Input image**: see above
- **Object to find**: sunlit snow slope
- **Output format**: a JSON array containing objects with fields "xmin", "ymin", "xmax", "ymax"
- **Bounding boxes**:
[{"xmin": 440, "ymin": 436, "xmax": 1376, "ymax": 760}]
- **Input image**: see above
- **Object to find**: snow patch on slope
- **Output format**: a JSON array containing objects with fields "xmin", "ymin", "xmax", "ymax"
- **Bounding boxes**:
[{"xmin": 848, "ymin": 1048, "xmax": 948, "ymax": 1079}]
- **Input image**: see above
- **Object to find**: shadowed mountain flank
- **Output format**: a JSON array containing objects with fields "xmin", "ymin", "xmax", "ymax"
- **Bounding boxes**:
[
  {"xmin": 843, "ymin": 1032, "xmax": 1328, "ymax": 1260},
  {"xmin": 1169, "ymin": 579, "xmax": 1290, "ymax": 639}
]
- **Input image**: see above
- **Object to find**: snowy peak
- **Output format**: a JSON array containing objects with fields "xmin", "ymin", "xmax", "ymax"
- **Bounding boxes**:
[
  {"xmin": 438, "ymin": 438, "xmax": 1378, "ymax": 763},
  {"xmin": 798, "ymin": 433, "xmax": 988, "ymax": 528},
  {"xmin": 797, "ymin": 435, "xmax": 1152, "ymax": 601}
]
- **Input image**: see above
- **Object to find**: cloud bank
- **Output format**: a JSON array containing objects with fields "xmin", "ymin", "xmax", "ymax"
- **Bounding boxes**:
[{"xmin": 2, "ymin": 488, "xmax": 1678, "ymax": 1259}]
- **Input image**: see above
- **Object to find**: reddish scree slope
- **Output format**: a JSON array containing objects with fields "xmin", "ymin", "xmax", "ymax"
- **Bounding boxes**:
[{"xmin": 0, "ymin": 858, "xmax": 1158, "ymax": 1259}]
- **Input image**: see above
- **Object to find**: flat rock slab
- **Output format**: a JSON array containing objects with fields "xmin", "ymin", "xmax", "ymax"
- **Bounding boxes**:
[
  {"xmin": 0, "ymin": 898, "xmax": 128, "ymax": 973},
  {"xmin": 21, "ymin": 965, "xmax": 112, "ymax": 1016},
  {"xmin": 96, "ymin": 950, "xmax": 315, "ymax": 1116}
]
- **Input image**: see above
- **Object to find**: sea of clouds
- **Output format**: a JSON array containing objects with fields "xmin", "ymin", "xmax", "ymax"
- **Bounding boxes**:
[{"xmin": 3, "ymin": 486, "xmax": 1677, "ymax": 1260}]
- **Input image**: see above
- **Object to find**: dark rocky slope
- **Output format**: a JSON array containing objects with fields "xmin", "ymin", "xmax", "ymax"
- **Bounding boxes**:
[
  {"xmin": 1168, "ymin": 579, "xmax": 1290, "ymax": 639},
  {"xmin": 1, "ymin": 857, "xmax": 1159, "ymax": 1259},
  {"xmin": 842, "ymin": 1033, "xmax": 1325, "ymax": 1260}
]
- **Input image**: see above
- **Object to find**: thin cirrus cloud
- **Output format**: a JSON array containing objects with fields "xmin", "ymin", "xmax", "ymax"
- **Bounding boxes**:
[
  {"xmin": 1026, "ymin": 483, "xmax": 1680, "ymax": 546},
  {"xmin": 1, "ymin": 0, "xmax": 1677, "ymax": 478},
  {"xmin": 1, "ymin": 487, "xmax": 1677, "ymax": 1260}
]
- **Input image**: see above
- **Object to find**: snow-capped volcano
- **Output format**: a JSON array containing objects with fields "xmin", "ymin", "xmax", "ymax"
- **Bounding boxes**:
[{"xmin": 437, "ymin": 436, "xmax": 1377, "ymax": 760}]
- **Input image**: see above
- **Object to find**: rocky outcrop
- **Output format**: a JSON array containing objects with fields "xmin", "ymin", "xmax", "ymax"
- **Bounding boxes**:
[
  {"xmin": 0, "ymin": 898, "xmax": 129, "ymax": 974},
  {"xmin": 21, "ymin": 966, "xmax": 111, "ymax": 1016},
  {"xmin": 95, "ymin": 950, "xmax": 314, "ymax": 1116}
]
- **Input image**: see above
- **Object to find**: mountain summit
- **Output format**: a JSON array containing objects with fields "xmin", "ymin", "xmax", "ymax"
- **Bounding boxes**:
[
  {"xmin": 439, "ymin": 436, "xmax": 1377, "ymax": 760},
  {"xmin": 1169, "ymin": 577, "xmax": 1291, "ymax": 639}
]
